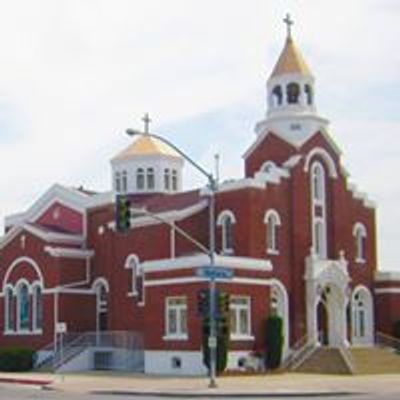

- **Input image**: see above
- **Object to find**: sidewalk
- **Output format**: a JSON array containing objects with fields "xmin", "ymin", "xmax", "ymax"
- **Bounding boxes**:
[{"xmin": 0, "ymin": 371, "xmax": 400, "ymax": 397}]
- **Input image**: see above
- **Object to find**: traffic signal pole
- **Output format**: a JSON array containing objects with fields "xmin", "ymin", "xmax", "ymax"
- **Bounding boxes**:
[
  {"xmin": 208, "ymin": 181, "xmax": 217, "ymax": 388},
  {"xmin": 126, "ymin": 128, "xmax": 219, "ymax": 388}
]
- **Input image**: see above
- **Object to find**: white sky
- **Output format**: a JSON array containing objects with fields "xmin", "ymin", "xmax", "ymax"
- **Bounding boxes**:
[{"xmin": 0, "ymin": 0, "xmax": 399, "ymax": 270}]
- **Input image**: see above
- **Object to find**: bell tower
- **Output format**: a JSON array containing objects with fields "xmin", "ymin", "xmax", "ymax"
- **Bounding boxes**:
[{"xmin": 252, "ymin": 14, "xmax": 329, "ymax": 150}]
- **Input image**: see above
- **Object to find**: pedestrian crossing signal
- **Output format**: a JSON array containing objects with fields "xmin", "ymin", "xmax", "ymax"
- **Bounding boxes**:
[{"xmin": 116, "ymin": 195, "xmax": 131, "ymax": 232}]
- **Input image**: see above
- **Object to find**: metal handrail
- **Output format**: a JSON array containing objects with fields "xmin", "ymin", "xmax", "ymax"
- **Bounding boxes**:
[
  {"xmin": 376, "ymin": 331, "xmax": 400, "ymax": 351},
  {"xmin": 281, "ymin": 334, "xmax": 313, "ymax": 369}
]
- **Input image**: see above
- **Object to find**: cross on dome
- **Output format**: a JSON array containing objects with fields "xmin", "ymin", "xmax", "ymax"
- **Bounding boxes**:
[
  {"xmin": 142, "ymin": 113, "xmax": 152, "ymax": 134},
  {"xmin": 283, "ymin": 13, "xmax": 294, "ymax": 38}
]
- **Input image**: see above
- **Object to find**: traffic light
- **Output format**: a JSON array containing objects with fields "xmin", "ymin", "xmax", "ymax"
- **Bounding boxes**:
[
  {"xmin": 116, "ymin": 195, "xmax": 131, "ymax": 232},
  {"xmin": 197, "ymin": 289, "xmax": 210, "ymax": 317},
  {"xmin": 218, "ymin": 292, "xmax": 230, "ymax": 317}
]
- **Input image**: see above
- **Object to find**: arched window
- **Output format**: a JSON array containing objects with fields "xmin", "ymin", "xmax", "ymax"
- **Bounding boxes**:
[
  {"xmin": 115, "ymin": 172, "xmax": 121, "ymax": 193},
  {"xmin": 217, "ymin": 210, "xmax": 236, "ymax": 254},
  {"xmin": 136, "ymin": 168, "xmax": 145, "ymax": 190},
  {"xmin": 4, "ymin": 286, "xmax": 14, "ymax": 332},
  {"xmin": 311, "ymin": 161, "xmax": 327, "ymax": 258},
  {"xmin": 32, "ymin": 284, "xmax": 43, "ymax": 331},
  {"xmin": 312, "ymin": 162, "xmax": 325, "ymax": 202},
  {"xmin": 94, "ymin": 280, "xmax": 108, "ymax": 332},
  {"xmin": 17, "ymin": 282, "xmax": 30, "ymax": 331},
  {"xmin": 272, "ymin": 85, "xmax": 283, "ymax": 106},
  {"xmin": 264, "ymin": 209, "xmax": 281, "ymax": 254},
  {"xmin": 261, "ymin": 161, "xmax": 276, "ymax": 174},
  {"xmin": 121, "ymin": 170, "xmax": 128, "ymax": 193},
  {"xmin": 172, "ymin": 170, "xmax": 178, "ymax": 191},
  {"xmin": 353, "ymin": 223, "xmax": 367, "ymax": 263},
  {"xmin": 147, "ymin": 168, "xmax": 155, "ymax": 190},
  {"xmin": 305, "ymin": 84, "xmax": 313, "ymax": 105},
  {"xmin": 287, "ymin": 82, "xmax": 300, "ymax": 104},
  {"xmin": 125, "ymin": 254, "xmax": 144, "ymax": 303},
  {"xmin": 164, "ymin": 168, "xmax": 170, "ymax": 191}
]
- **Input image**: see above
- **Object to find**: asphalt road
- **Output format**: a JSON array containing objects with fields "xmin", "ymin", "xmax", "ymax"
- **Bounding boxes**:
[{"xmin": 0, "ymin": 384, "xmax": 400, "ymax": 400}]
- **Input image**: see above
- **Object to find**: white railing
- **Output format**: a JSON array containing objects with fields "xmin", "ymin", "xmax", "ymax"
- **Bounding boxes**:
[
  {"xmin": 36, "ymin": 331, "xmax": 144, "ymax": 372},
  {"xmin": 338, "ymin": 343, "xmax": 356, "ymax": 374},
  {"xmin": 281, "ymin": 334, "xmax": 316, "ymax": 370},
  {"xmin": 376, "ymin": 332, "xmax": 400, "ymax": 352}
]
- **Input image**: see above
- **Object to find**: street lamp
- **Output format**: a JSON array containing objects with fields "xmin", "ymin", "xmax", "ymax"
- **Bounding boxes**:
[{"xmin": 126, "ymin": 128, "xmax": 219, "ymax": 388}]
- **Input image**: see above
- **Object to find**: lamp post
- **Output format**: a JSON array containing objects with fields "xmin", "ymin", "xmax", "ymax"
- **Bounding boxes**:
[{"xmin": 126, "ymin": 128, "xmax": 218, "ymax": 388}]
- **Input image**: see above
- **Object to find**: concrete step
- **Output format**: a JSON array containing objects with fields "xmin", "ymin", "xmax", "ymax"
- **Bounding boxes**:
[
  {"xmin": 350, "ymin": 347, "xmax": 400, "ymax": 374},
  {"xmin": 294, "ymin": 348, "xmax": 351, "ymax": 374}
]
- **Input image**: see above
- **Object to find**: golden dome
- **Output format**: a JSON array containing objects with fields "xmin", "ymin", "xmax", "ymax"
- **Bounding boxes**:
[
  {"xmin": 112, "ymin": 135, "xmax": 181, "ymax": 161},
  {"xmin": 270, "ymin": 37, "xmax": 311, "ymax": 79}
]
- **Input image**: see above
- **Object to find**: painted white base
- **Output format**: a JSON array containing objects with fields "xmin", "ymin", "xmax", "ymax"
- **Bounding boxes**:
[
  {"xmin": 145, "ymin": 350, "xmax": 208, "ymax": 375},
  {"xmin": 144, "ymin": 350, "xmax": 261, "ymax": 375}
]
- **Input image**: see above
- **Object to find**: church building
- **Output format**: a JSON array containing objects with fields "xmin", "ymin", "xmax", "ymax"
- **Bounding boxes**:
[{"xmin": 0, "ymin": 17, "xmax": 399, "ymax": 375}]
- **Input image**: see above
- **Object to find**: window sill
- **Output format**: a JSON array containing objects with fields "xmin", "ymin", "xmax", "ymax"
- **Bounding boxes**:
[
  {"xmin": 355, "ymin": 258, "xmax": 366, "ymax": 264},
  {"xmin": 230, "ymin": 334, "xmax": 255, "ymax": 341},
  {"xmin": 266, "ymin": 249, "xmax": 280, "ymax": 256},
  {"xmin": 4, "ymin": 329, "xmax": 43, "ymax": 336},
  {"xmin": 127, "ymin": 291, "xmax": 138, "ymax": 298},
  {"xmin": 163, "ymin": 334, "xmax": 188, "ymax": 341},
  {"xmin": 222, "ymin": 249, "xmax": 234, "ymax": 256}
]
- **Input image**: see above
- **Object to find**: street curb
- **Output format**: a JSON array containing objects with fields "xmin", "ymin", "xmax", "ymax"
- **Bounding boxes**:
[
  {"xmin": 0, "ymin": 377, "xmax": 53, "ymax": 387},
  {"xmin": 91, "ymin": 390, "xmax": 361, "ymax": 398}
]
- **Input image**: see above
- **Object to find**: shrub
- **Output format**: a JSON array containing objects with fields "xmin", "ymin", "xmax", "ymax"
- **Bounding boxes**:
[
  {"xmin": 0, "ymin": 347, "xmax": 36, "ymax": 371},
  {"xmin": 265, "ymin": 315, "xmax": 283, "ymax": 370}
]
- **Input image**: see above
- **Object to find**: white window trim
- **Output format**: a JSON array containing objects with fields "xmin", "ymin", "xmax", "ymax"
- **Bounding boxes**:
[
  {"xmin": 4, "ymin": 284, "xmax": 14, "ymax": 333},
  {"xmin": 264, "ymin": 209, "xmax": 281, "ymax": 255},
  {"xmin": 353, "ymin": 222, "xmax": 367, "ymax": 264},
  {"xmin": 32, "ymin": 281, "xmax": 44, "ymax": 332},
  {"xmin": 217, "ymin": 210, "xmax": 236, "ymax": 255},
  {"xmin": 164, "ymin": 296, "xmax": 188, "ymax": 340},
  {"xmin": 311, "ymin": 161, "xmax": 327, "ymax": 259},
  {"xmin": 16, "ymin": 279, "xmax": 31, "ymax": 333},
  {"xmin": 230, "ymin": 296, "xmax": 252, "ymax": 339}
]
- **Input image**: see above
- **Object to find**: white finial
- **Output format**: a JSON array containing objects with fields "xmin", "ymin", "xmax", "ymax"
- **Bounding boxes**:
[
  {"xmin": 283, "ymin": 13, "xmax": 294, "ymax": 38},
  {"xmin": 142, "ymin": 113, "xmax": 152, "ymax": 134}
]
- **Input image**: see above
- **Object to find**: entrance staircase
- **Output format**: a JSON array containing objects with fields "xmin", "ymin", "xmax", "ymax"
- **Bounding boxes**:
[
  {"xmin": 349, "ymin": 333, "xmax": 400, "ymax": 374},
  {"xmin": 35, "ymin": 331, "xmax": 144, "ymax": 373},
  {"xmin": 284, "ymin": 332, "xmax": 400, "ymax": 375},
  {"xmin": 294, "ymin": 347, "xmax": 353, "ymax": 374}
]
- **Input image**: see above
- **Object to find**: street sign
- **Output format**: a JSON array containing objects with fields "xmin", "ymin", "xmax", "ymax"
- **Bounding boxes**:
[
  {"xmin": 208, "ymin": 336, "xmax": 217, "ymax": 349},
  {"xmin": 56, "ymin": 322, "xmax": 67, "ymax": 334},
  {"xmin": 196, "ymin": 266, "xmax": 234, "ymax": 280}
]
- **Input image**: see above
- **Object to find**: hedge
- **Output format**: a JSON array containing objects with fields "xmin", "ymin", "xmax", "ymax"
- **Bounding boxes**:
[
  {"xmin": 265, "ymin": 315, "xmax": 283, "ymax": 370},
  {"xmin": 0, "ymin": 347, "xmax": 36, "ymax": 371}
]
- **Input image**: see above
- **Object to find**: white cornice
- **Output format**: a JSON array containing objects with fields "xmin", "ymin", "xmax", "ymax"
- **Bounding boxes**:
[
  {"xmin": 44, "ymin": 246, "xmax": 94, "ymax": 259},
  {"xmin": 142, "ymin": 254, "xmax": 272, "ymax": 273},
  {"xmin": 375, "ymin": 271, "xmax": 400, "ymax": 282},
  {"xmin": 346, "ymin": 182, "xmax": 376, "ymax": 209},
  {"xmin": 108, "ymin": 200, "xmax": 208, "ymax": 230},
  {"xmin": 0, "ymin": 223, "xmax": 84, "ymax": 250},
  {"xmin": 4, "ymin": 183, "xmax": 90, "ymax": 228},
  {"xmin": 243, "ymin": 118, "xmax": 340, "ymax": 161}
]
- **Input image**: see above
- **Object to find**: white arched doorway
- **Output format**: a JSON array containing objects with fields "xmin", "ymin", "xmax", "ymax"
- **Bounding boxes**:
[
  {"xmin": 270, "ymin": 280, "xmax": 289, "ymax": 358},
  {"xmin": 305, "ymin": 253, "xmax": 351, "ymax": 347},
  {"xmin": 351, "ymin": 285, "xmax": 374, "ymax": 346}
]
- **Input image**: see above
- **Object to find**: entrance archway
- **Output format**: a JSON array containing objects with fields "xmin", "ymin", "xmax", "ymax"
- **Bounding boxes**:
[
  {"xmin": 317, "ymin": 297, "xmax": 328, "ymax": 345},
  {"xmin": 305, "ymin": 253, "xmax": 351, "ymax": 347}
]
